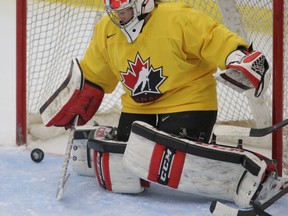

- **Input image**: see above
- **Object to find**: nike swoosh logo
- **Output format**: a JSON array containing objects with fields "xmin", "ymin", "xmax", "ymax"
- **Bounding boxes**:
[
  {"xmin": 161, "ymin": 116, "xmax": 170, "ymax": 122},
  {"xmin": 107, "ymin": 33, "xmax": 116, "ymax": 39}
]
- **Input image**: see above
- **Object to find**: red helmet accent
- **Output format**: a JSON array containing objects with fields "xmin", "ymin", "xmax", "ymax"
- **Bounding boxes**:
[{"xmin": 105, "ymin": 0, "xmax": 131, "ymax": 10}]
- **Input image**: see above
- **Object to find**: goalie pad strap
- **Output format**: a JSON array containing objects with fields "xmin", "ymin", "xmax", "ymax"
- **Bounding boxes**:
[
  {"xmin": 132, "ymin": 122, "xmax": 261, "ymax": 176},
  {"xmin": 88, "ymin": 131, "xmax": 126, "ymax": 154}
]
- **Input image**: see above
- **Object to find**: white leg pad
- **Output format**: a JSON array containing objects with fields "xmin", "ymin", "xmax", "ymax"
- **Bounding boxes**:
[
  {"xmin": 88, "ymin": 127, "xmax": 144, "ymax": 194},
  {"xmin": 72, "ymin": 126, "xmax": 97, "ymax": 177},
  {"xmin": 93, "ymin": 150, "xmax": 143, "ymax": 193},
  {"xmin": 123, "ymin": 121, "xmax": 267, "ymax": 208}
]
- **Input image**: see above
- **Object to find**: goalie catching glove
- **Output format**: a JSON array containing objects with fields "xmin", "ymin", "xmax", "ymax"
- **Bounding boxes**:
[
  {"xmin": 39, "ymin": 58, "xmax": 104, "ymax": 128},
  {"xmin": 214, "ymin": 46, "xmax": 269, "ymax": 97}
]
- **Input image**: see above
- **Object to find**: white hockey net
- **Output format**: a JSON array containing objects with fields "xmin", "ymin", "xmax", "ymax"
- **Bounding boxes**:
[{"xmin": 24, "ymin": 0, "xmax": 288, "ymax": 166}]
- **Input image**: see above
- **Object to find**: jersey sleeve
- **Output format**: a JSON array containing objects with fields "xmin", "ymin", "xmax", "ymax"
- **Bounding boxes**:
[
  {"xmin": 182, "ymin": 9, "xmax": 249, "ymax": 70},
  {"xmin": 80, "ymin": 24, "xmax": 119, "ymax": 93}
]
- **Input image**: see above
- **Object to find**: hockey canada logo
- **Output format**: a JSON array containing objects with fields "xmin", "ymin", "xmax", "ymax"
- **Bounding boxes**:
[{"xmin": 120, "ymin": 53, "xmax": 167, "ymax": 103}]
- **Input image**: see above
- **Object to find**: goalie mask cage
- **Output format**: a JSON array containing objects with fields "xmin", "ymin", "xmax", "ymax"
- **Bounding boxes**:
[{"xmin": 17, "ymin": 0, "xmax": 287, "ymax": 174}]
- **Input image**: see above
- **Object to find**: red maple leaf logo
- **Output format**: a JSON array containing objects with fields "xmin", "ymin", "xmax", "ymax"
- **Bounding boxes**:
[
  {"xmin": 121, "ymin": 53, "xmax": 149, "ymax": 91},
  {"xmin": 120, "ymin": 53, "xmax": 167, "ymax": 103}
]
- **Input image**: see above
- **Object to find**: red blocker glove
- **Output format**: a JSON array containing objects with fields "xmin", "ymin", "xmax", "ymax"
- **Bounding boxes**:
[
  {"xmin": 47, "ymin": 80, "xmax": 104, "ymax": 128},
  {"xmin": 40, "ymin": 58, "xmax": 105, "ymax": 128}
]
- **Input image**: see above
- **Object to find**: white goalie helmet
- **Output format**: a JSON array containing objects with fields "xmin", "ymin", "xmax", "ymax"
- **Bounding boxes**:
[{"xmin": 104, "ymin": 0, "xmax": 155, "ymax": 43}]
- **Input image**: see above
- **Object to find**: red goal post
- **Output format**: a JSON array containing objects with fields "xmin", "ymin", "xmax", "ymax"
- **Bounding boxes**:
[{"xmin": 17, "ymin": 0, "xmax": 287, "ymax": 174}]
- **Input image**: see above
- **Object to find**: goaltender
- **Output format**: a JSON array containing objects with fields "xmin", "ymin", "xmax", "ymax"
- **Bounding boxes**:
[
  {"xmin": 42, "ymin": 0, "xmax": 269, "ymax": 142},
  {"xmin": 40, "ymin": 0, "xmax": 282, "ymax": 211}
]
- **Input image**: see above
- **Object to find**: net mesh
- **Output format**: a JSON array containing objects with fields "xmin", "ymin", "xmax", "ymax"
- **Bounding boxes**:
[{"xmin": 26, "ymin": 0, "xmax": 288, "ymax": 160}]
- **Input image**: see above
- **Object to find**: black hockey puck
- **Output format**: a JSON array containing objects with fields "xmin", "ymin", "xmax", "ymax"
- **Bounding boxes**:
[{"xmin": 30, "ymin": 148, "xmax": 44, "ymax": 163}]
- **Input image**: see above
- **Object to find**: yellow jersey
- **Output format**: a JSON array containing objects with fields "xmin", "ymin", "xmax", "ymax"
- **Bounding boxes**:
[{"xmin": 80, "ymin": 2, "xmax": 249, "ymax": 114}]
